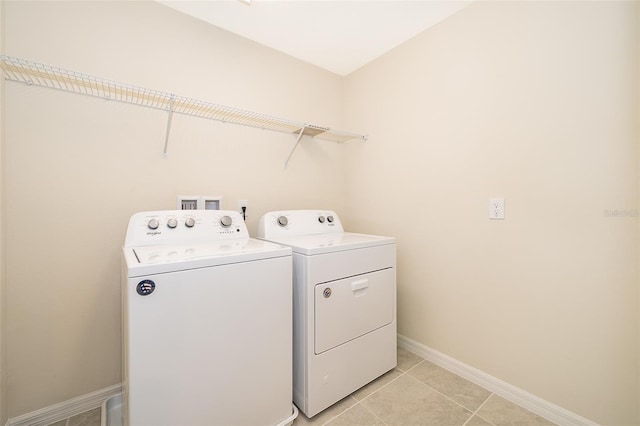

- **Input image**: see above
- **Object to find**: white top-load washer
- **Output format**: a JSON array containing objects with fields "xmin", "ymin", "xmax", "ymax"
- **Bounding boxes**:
[
  {"xmin": 257, "ymin": 210, "xmax": 396, "ymax": 418},
  {"xmin": 122, "ymin": 210, "xmax": 296, "ymax": 426}
]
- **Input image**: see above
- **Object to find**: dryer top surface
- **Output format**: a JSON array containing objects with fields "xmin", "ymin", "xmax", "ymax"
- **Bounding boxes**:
[{"xmin": 261, "ymin": 232, "xmax": 395, "ymax": 256}]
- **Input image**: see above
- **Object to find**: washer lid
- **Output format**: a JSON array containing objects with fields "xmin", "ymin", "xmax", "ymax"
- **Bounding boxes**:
[
  {"xmin": 124, "ymin": 238, "xmax": 291, "ymax": 277},
  {"xmin": 262, "ymin": 232, "xmax": 395, "ymax": 255}
]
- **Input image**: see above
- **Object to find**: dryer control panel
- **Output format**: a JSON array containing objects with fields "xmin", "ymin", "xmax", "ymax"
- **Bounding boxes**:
[
  {"xmin": 257, "ymin": 210, "xmax": 344, "ymax": 239},
  {"xmin": 125, "ymin": 210, "xmax": 248, "ymax": 247}
]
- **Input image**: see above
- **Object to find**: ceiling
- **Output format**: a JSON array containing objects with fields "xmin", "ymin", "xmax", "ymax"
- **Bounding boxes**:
[{"xmin": 158, "ymin": 1, "xmax": 471, "ymax": 76}]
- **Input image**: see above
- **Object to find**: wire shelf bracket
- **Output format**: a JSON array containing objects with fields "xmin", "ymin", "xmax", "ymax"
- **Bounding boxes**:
[
  {"xmin": 163, "ymin": 94, "xmax": 176, "ymax": 158},
  {"xmin": 0, "ymin": 55, "xmax": 367, "ymax": 162},
  {"xmin": 285, "ymin": 126, "xmax": 306, "ymax": 169}
]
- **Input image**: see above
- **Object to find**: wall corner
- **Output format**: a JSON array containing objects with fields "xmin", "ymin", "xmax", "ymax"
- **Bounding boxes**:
[
  {"xmin": 637, "ymin": 1, "xmax": 640, "ymax": 421},
  {"xmin": 0, "ymin": 0, "xmax": 7, "ymax": 423}
]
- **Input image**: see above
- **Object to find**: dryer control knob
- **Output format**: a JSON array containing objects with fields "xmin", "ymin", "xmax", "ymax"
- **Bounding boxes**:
[
  {"xmin": 220, "ymin": 215, "xmax": 233, "ymax": 228},
  {"xmin": 327, "ymin": 215, "xmax": 334, "ymax": 223},
  {"xmin": 147, "ymin": 218, "xmax": 159, "ymax": 230},
  {"xmin": 318, "ymin": 216, "xmax": 325, "ymax": 223},
  {"xmin": 277, "ymin": 216, "xmax": 288, "ymax": 227},
  {"xmin": 185, "ymin": 217, "xmax": 196, "ymax": 228},
  {"xmin": 167, "ymin": 218, "xmax": 178, "ymax": 228}
]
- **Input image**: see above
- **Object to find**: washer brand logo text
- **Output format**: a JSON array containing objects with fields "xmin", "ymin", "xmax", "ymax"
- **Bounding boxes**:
[{"xmin": 146, "ymin": 231, "xmax": 162, "ymax": 236}]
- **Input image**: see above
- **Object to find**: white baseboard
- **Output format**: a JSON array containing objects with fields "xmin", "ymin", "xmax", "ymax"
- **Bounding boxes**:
[
  {"xmin": 6, "ymin": 384, "xmax": 122, "ymax": 426},
  {"xmin": 397, "ymin": 334, "xmax": 599, "ymax": 426}
]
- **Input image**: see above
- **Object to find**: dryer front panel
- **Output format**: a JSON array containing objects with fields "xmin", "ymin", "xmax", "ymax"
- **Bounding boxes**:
[{"xmin": 314, "ymin": 267, "xmax": 395, "ymax": 354}]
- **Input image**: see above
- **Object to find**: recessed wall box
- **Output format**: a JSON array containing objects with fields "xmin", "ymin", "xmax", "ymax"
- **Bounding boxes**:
[
  {"xmin": 177, "ymin": 196, "xmax": 223, "ymax": 210},
  {"xmin": 202, "ymin": 197, "xmax": 222, "ymax": 210},
  {"xmin": 178, "ymin": 196, "xmax": 199, "ymax": 210}
]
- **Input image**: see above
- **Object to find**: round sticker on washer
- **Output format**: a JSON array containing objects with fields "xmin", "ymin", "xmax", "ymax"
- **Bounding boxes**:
[{"xmin": 136, "ymin": 280, "xmax": 156, "ymax": 296}]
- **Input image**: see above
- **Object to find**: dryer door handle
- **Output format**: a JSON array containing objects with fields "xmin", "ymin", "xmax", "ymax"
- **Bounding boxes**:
[{"xmin": 351, "ymin": 279, "xmax": 369, "ymax": 292}]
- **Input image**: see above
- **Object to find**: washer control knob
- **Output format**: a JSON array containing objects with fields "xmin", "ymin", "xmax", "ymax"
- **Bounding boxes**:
[
  {"xmin": 327, "ymin": 215, "xmax": 334, "ymax": 223},
  {"xmin": 220, "ymin": 215, "xmax": 233, "ymax": 228},
  {"xmin": 184, "ymin": 217, "xmax": 195, "ymax": 228},
  {"xmin": 318, "ymin": 216, "xmax": 325, "ymax": 223},
  {"xmin": 147, "ymin": 218, "xmax": 159, "ymax": 230},
  {"xmin": 167, "ymin": 218, "xmax": 178, "ymax": 228},
  {"xmin": 277, "ymin": 216, "xmax": 288, "ymax": 227}
]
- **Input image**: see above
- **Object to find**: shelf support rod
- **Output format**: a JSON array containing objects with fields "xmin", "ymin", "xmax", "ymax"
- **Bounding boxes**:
[
  {"xmin": 284, "ymin": 126, "xmax": 306, "ymax": 168},
  {"xmin": 163, "ymin": 95, "xmax": 176, "ymax": 158}
]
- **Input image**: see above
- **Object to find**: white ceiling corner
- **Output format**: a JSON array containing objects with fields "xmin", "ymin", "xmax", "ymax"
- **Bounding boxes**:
[{"xmin": 158, "ymin": 0, "xmax": 471, "ymax": 76}]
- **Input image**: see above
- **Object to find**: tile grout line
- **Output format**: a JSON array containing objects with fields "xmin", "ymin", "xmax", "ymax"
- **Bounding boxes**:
[
  {"xmin": 403, "ymin": 368, "xmax": 492, "ymax": 420},
  {"xmin": 324, "ymin": 400, "xmax": 390, "ymax": 426},
  {"xmin": 335, "ymin": 354, "xmax": 496, "ymax": 426},
  {"xmin": 319, "ymin": 358, "xmax": 425, "ymax": 426},
  {"xmin": 316, "ymin": 396, "xmax": 360, "ymax": 426},
  {"xmin": 356, "ymin": 359, "xmax": 425, "ymax": 404},
  {"xmin": 358, "ymin": 400, "xmax": 389, "ymax": 426},
  {"xmin": 403, "ymin": 355, "xmax": 500, "ymax": 419},
  {"xmin": 401, "ymin": 358, "xmax": 425, "ymax": 374},
  {"xmin": 318, "ymin": 366, "xmax": 412, "ymax": 425},
  {"xmin": 361, "ymin": 366, "xmax": 485, "ymax": 426},
  {"xmin": 397, "ymin": 354, "xmax": 497, "ymax": 423},
  {"xmin": 462, "ymin": 393, "xmax": 497, "ymax": 426},
  {"xmin": 358, "ymin": 357, "xmax": 488, "ymax": 426}
]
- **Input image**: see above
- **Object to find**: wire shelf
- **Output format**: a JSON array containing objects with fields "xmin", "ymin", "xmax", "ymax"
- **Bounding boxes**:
[{"xmin": 0, "ymin": 55, "xmax": 367, "ymax": 158}]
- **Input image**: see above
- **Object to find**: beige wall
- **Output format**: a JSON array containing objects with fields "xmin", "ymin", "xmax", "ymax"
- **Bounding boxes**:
[
  {"xmin": 0, "ymin": 0, "xmax": 6, "ymax": 423},
  {"xmin": 637, "ymin": 2, "xmax": 640, "ymax": 418},
  {"xmin": 3, "ymin": 1, "xmax": 346, "ymax": 418},
  {"xmin": 344, "ymin": 1, "xmax": 639, "ymax": 425},
  {"xmin": 3, "ymin": 1, "xmax": 640, "ymax": 424}
]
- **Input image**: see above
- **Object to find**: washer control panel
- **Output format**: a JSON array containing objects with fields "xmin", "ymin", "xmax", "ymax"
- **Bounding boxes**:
[
  {"xmin": 125, "ymin": 210, "xmax": 248, "ymax": 247},
  {"xmin": 257, "ymin": 210, "xmax": 344, "ymax": 239}
]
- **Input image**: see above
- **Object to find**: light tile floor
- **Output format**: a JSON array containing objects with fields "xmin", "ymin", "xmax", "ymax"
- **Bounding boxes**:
[
  {"xmin": 48, "ymin": 348, "xmax": 556, "ymax": 426},
  {"xmin": 292, "ymin": 348, "xmax": 556, "ymax": 426}
]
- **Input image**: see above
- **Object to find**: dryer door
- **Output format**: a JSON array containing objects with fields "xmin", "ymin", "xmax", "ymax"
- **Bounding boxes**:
[{"xmin": 314, "ymin": 268, "xmax": 395, "ymax": 354}]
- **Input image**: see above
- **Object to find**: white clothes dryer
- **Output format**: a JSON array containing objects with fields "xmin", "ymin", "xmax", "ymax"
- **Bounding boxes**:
[
  {"xmin": 257, "ymin": 210, "xmax": 396, "ymax": 418},
  {"xmin": 122, "ymin": 210, "xmax": 296, "ymax": 426}
]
